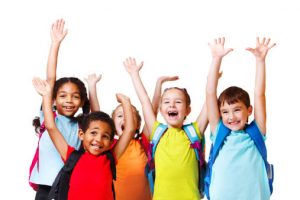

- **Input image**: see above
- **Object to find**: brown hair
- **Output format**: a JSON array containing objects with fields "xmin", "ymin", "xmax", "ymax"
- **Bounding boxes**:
[
  {"xmin": 162, "ymin": 87, "xmax": 191, "ymax": 107},
  {"xmin": 218, "ymin": 86, "xmax": 250, "ymax": 108}
]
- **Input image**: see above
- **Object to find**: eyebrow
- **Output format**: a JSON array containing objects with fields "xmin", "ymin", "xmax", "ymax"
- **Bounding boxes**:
[{"xmin": 58, "ymin": 91, "xmax": 81, "ymax": 95}]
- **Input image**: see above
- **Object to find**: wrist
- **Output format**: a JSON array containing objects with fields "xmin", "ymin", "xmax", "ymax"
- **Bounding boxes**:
[{"xmin": 51, "ymin": 41, "xmax": 61, "ymax": 47}]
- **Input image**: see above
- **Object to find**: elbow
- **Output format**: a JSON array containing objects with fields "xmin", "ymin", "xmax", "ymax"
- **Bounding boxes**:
[{"xmin": 44, "ymin": 122, "xmax": 57, "ymax": 132}]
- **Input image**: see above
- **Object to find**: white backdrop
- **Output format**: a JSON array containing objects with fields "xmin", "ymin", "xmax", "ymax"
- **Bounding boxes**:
[{"xmin": 0, "ymin": 0, "xmax": 298, "ymax": 199}]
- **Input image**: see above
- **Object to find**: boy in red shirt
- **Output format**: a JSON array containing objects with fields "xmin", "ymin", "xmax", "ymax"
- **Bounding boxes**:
[{"xmin": 33, "ymin": 77, "xmax": 136, "ymax": 200}]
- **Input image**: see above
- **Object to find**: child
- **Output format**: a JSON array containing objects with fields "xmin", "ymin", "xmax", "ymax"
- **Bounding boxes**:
[
  {"xmin": 29, "ymin": 19, "xmax": 89, "ymax": 200},
  {"xmin": 206, "ymin": 37, "xmax": 275, "ymax": 200},
  {"xmin": 32, "ymin": 77, "xmax": 136, "ymax": 200},
  {"xmin": 124, "ymin": 57, "xmax": 208, "ymax": 200},
  {"xmin": 85, "ymin": 73, "xmax": 178, "ymax": 200}
]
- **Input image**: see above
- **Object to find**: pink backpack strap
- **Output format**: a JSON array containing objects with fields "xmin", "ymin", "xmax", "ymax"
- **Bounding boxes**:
[{"xmin": 29, "ymin": 111, "xmax": 57, "ymax": 190}]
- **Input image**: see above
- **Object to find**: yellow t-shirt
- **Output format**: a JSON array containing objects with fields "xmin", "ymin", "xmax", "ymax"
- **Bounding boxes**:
[
  {"xmin": 114, "ymin": 139, "xmax": 152, "ymax": 200},
  {"xmin": 150, "ymin": 121, "xmax": 201, "ymax": 200}
]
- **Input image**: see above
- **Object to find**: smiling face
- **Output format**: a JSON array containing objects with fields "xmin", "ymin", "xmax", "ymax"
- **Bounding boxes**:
[
  {"xmin": 79, "ymin": 120, "xmax": 113, "ymax": 156},
  {"xmin": 54, "ymin": 82, "xmax": 83, "ymax": 117},
  {"xmin": 160, "ymin": 88, "xmax": 191, "ymax": 128},
  {"xmin": 220, "ymin": 100, "xmax": 252, "ymax": 131}
]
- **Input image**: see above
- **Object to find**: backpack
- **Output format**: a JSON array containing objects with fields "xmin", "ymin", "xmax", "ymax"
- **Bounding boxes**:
[
  {"xmin": 204, "ymin": 121, "xmax": 274, "ymax": 200},
  {"xmin": 48, "ymin": 149, "xmax": 116, "ymax": 200},
  {"xmin": 29, "ymin": 112, "xmax": 57, "ymax": 191},
  {"xmin": 146, "ymin": 123, "xmax": 206, "ymax": 198}
]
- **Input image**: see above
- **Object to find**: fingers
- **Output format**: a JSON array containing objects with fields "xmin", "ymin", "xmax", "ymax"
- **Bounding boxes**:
[{"xmin": 257, "ymin": 37, "xmax": 276, "ymax": 49}]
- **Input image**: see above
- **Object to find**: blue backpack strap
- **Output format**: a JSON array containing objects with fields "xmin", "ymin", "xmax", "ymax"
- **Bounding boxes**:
[
  {"xmin": 205, "ymin": 121, "xmax": 231, "ymax": 200},
  {"xmin": 183, "ymin": 124, "xmax": 200, "ymax": 160},
  {"xmin": 183, "ymin": 123, "xmax": 206, "ymax": 198},
  {"xmin": 147, "ymin": 123, "xmax": 168, "ymax": 194},
  {"xmin": 211, "ymin": 122, "xmax": 231, "ymax": 164},
  {"xmin": 151, "ymin": 124, "xmax": 168, "ymax": 159},
  {"xmin": 245, "ymin": 121, "xmax": 274, "ymax": 194}
]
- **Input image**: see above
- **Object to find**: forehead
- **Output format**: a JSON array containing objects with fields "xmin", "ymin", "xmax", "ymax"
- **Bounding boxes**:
[
  {"xmin": 162, "ymin": 88, "xmax": 185, "ymax": 99},
  {"xmin": 113, "ymin": 105, "xmax": 138, "ymax": 114},
  {"xmin": 57, "ymin": 82, "xmax": 80, "ymax": 93},
  {"xmin": 220, "ymin": 100, "xmax": 247, "ymax": 109},
  {"xmin": 88, "ymin": 120, "xmax": 112, "ymax": 133}
]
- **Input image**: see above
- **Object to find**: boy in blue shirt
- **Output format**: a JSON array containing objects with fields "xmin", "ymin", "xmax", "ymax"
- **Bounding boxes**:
[{"xmin": 206, "ymin": 37, "xmax": 275, "ymax": 200}]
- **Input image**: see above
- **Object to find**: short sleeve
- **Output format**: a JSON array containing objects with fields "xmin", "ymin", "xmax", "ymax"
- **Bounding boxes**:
[
  {"xmin": 62, "ymin": 145, "xmax": 75, "ymax": 163},
  {"xmin": 150, "ymin": 121, "xmax": 161, "ymax": 141}
]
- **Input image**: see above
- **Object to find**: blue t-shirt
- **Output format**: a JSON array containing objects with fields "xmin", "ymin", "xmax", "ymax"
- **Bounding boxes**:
[
  {"xmin": 29, "ymin": 111, "xmax": 81, "ymax": 186},
  {"xmin": 209, "ymin": 120, "xmax": 270, "ymax": 200}
]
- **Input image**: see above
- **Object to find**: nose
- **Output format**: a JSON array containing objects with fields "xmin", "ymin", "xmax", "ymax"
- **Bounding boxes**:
[
  {"xmin": 66, "ymin": 95, "xmax": 72, "ymax": 102},
  {"xmin": 95, "ymin": 134, "xmax": 102, "ymax": 143},
  {"xmin": 228, "ymin": 112, "xmax": 234, "ymax": 120},
  {"xmin": 169, "ymin": 101, "xmax": 175, "ymax": 108}
]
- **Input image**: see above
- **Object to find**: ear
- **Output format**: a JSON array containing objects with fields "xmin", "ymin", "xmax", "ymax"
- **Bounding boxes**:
[
  {"xmin": 186, "ymin": 106, "xmax": 191, "ymax": 116},
  {"xmin": 78, "ymin": 129, "xmax": 85, "ymax": 141},
  {"xmin": 247, "ymin": 105, "xmax": 253, "ymax": 116}
]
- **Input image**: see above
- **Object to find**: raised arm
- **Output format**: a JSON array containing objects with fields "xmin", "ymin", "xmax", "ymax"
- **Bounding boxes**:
[
  {"xmin": 206, "ymin": 37, "xmax": 233, "ymax": 134},
  {"xmin": 152, "ymin": 76, "xmax": 179, "ymax": 115},
  {"xmin": 113, "ymin": 94, "xmax": 136, "ymax": 159},
  {"xmin": 246, "ymin": 37, "xmax": 276, "ymax": 134},
  {"xmin": 197, "ymin": 73, "xmax": 222, "ymax": 135},
  {"xmin": 123, "ymin": 57, "xmax": 155, "ymax": 139},
  {"xmin": 140, "ymin": 75, "xmax": 179, "ymax": 136},
  {"xmin": 84, "ymin": 73, "xmax": 102, "ymax": 112},
  {"xmin": 196, "ymin": 102, "xmax": 208, "ymax": 136},
  {"xmin": 47, "ymin": 19, "xmax": 68, "ymax": 87},
  {"xmin": 32, "ymin": 78, "xmax": 68, "ymax": 160}
]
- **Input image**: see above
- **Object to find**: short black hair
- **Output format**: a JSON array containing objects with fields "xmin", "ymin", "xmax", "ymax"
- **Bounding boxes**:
[{"xmin": 80, "ymin": 111, "xmax": 116, "ymax": 140}]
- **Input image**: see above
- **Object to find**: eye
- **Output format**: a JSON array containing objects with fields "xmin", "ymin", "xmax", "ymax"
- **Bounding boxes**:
[
  {"xmin": 73, "ymin": 95, "xmax": 81, "ymax": 99},
  {"xmin": 90, "ymin": 131, "xmax": 97, "ymax": 136},
  {"xmin": 234, "ymin": 108, "xmax": 241, "ymax": 112},
  {"xmin": 117, "ymin": 114, "xmax": 123, "ymax": 118},
  {"xmin": 222, "ymin": 111, "xmax": 228, "ymax": 114},
  {"xmin": 102, "ymin": 134, "xmax": 110, "ymax": 140},
  {"xmin": 163, "ymin": 100, "xmax": 170, "ymax": 104},
  {"xmin": 175, "ymin": 100, "xmax": 182, "ymax": 104},
  {"xmin": 59, "ymin": 94, "xmax": 66, "ymax": 98}
]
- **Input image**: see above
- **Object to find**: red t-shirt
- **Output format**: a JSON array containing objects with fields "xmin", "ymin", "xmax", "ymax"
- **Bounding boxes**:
[{"xmin": 65, "ymin": 146, "xmax": 115, "ymax": 200}]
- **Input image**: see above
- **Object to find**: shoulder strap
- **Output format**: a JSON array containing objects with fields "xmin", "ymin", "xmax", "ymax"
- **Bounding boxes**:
[
  {"xmin": 245, "ymin": 121, "xmax": 274, "ymax": 194},
  {"xmin": 151, "ymin": 124, "xmax": 168, "ymax": 159},
  {"xmin": 105, "ymin": 151, "xmax": 116, "ymax": 200},
  {"xmin": 211, "ymin": 121, "xmax": 231, "ymax": 165},
  {"xmin": 205, "ymin": 121, "xmax": 231, "ymax": 200},
  {"xmin": 245, "ymin": 121, "xmax": 267, "ymax": 164},
  {"xmin": 48, "ymin": 149, "xmax": 84, "ymax": 200},
  {"xmin": 182, "ymin": 124, "xmax": 200, "ymax": 160},
  {"xmin": 105, "ymin": 151, "xmax": 116, "ymax": 181},
  {"xmin": 183, "ymin": 123, "xmax": 206, "ymax": 198},
  {"xmin": 29, "ymin": 111, "xmax": 57, "ymax": 191}
]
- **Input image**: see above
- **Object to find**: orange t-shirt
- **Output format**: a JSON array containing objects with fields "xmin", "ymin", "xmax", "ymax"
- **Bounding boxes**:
[{"xmin": 114, "ymin": 139, "xmax": 152, "ymax": 200}]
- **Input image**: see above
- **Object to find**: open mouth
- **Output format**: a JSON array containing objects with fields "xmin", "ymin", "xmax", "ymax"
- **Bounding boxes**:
[
  {"xmin": 168, "ymin": 111, "xmax": 178, "ymax": 117},
  {"xmin": 121, "ymin": 125, "xmax": 125, "ymax": 131}
]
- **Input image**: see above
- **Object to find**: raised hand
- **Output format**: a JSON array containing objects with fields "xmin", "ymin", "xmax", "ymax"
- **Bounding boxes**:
[
  {"xmin": 51, "ymin": 19, "xmax": 68, "ymax": 44},
  {"xmin": 157, "ymin": 76, "xmax": 179, "ymax": 84},
  {"xmin": 208, "ymin": 37, "xmax": 233, "ymax": 58},
  {"xmin": 116, "ymin": 93, "xmax": 130, "ymax": 104},
  {"xmin": 32, "ymin": 77, "xmax": 51, "ymax": 97},
  {"xmin": 123, "ymin": 57, "xmax": 144, "ymax": 75},
  {"xmin": 84, "ymin": 73, "xmax": 102, "ymax": 87},
  {"xmin": 246, "ymin": 37, "xmax": 276, "ymax": 60}
]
